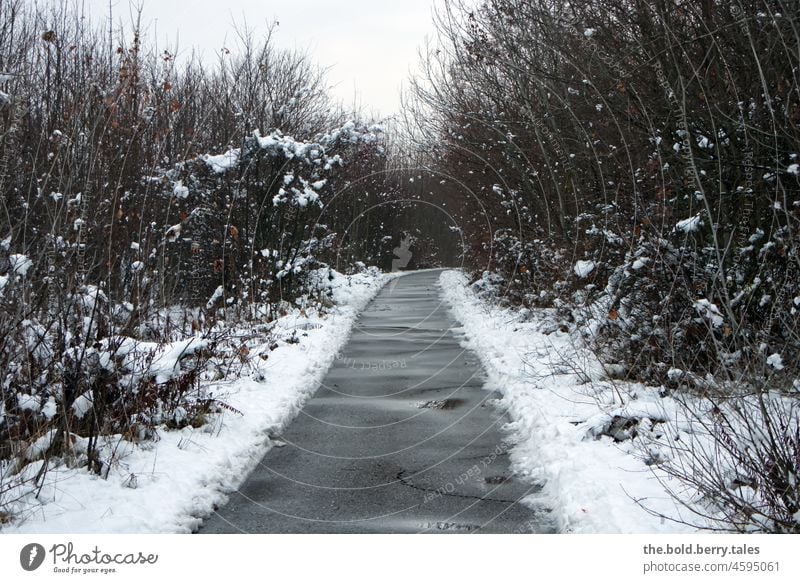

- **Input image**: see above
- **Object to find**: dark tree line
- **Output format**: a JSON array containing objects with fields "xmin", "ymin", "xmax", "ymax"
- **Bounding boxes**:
[{"xmin": 405, "ymin": 0, "xmax": 800, "ymax": 383}]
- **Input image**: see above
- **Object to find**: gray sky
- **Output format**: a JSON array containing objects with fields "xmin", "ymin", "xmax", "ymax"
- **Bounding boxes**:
[{"xmin": 92, "ymin": 0, "xmax": 436, "ymax": 117}]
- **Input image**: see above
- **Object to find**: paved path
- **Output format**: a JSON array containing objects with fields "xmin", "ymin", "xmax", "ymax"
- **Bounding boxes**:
[{"xmin": 200, "ymin": 270, "xmax": 552, "ymax": 533}]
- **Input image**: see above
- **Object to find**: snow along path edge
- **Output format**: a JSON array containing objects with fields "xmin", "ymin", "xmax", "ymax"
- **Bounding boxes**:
[
  {"xmin": 2, "ymin": 269, "xmax": 405, "ymax": 534},
  {"xmin": 438, "ymin": 270, "xmax": 695, "ymax": 534}
]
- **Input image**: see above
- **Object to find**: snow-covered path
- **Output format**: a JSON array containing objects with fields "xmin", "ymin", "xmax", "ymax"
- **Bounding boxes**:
[
  {"xmin": 200, "ymin": 270, "xmax": 553, "ymax": 533},
  {"xmin": 2, "ymin": 268, "xmax": 696, "ymax": 534}
]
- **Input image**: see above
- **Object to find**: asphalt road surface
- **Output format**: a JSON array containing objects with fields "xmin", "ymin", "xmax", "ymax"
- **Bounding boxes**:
[{"xmin": 200, "ymin": 270, "xmax": 552, "ymax": 533}]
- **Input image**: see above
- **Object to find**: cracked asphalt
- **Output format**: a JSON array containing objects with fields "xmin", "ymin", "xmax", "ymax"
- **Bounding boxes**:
[{"xmin": 199, "ymin": 270, "xmax": 553, "ymax": 533}]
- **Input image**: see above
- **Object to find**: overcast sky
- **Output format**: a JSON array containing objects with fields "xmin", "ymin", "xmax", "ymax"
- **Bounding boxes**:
[{"xmin": 88, "ymin": 0, "xmax": 436, "ymax": 117}]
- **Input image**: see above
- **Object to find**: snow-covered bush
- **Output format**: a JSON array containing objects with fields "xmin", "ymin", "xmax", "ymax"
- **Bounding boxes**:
[{"xmin": 655, "ymin": 390, "xmax": 800, "ymax": 533}]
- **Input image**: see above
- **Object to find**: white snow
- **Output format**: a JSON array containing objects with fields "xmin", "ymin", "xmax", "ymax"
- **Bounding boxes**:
[
  {"xmin": 24, "ymin": 430, "xmax": 59, "ymax": 461},
  {"xmin": 292, "ymin": 185, "xmax": 320, "ymax": 208},
  {"xmin": 200, "ymin": 123, "xmax": 376, "ymax": 178},
  {"xmin": 72, "ymin": 393, "xmax": 93, "ymax": 419},
  {"xmin": 694, "ymin": 298, "xmax": 724, "ymax": 328},
  {"xmin": 767, "ymin": 353, "xmax": 784, "ymax": 370},
  {"xmin": 41, "ymin": 396, "xmax": 57, "ymax": 419},
  {"xmin": 697, "ymin": 136, "xmax": 712, "ymax": 150},
  {"xmin": 149, "ymin": 337, "xmax": 209, "ymax": 385},
  {"xmin": 165, "ymin": 224, "xmax": 182, "ymax": 241},
  {"xmin": 675, "ymin": 214, "xmax": 703, "ymax": 233},
  {"xmin": 667, "ymin": 368, "xmax": 684, "ymax": 383},
  {"xmin": 16, "ymin": 393, "xmax": 41, "ymax": 413},
  {"xmin": 585, "ymin": 226, "xmax": 623, "ymax": 246},
  {"xmin": 206, "ymin": 285, "xmax": 224, "ymax": 309},
  {"xmin": 202, "ymin": 149, "xmax": 240, "ymax": 173},
  {"xmin": 439, "ymin": 270, "xmax": 694, "ymax": 533},
  {"xmin": 173, "ymin": 180, "xmax": 189, "ymax": 199},
  {"xmin": 573, "ymin": 260, "xmax": 596, "ymax": 278},
  {"xmin": 8, "ymin": 253, "xmax": 32, "ymax": 276}
]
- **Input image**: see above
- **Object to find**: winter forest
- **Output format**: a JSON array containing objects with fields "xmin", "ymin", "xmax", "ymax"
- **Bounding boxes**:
[{"xmin": 1, "ymin": 0, "xmax": 799, "ymax": 536}]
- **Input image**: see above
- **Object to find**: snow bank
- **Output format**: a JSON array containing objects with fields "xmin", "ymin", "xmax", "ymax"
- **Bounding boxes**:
[{"xmin": 439, "ymin": 270, "xmax": 694, "ymax": 533}]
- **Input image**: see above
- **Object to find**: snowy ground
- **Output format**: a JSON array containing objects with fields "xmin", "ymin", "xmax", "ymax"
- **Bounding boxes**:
[
  {"xmin": 1, "ymin": 269, "xmax": 402, "ymax": 534},
  {"xmin": 0, "ymin": 268, "xmax": 733, "ymax": 534},
  {"xmin": 439, "ymin": 270, "xmax": 700, "ymax": 534}
]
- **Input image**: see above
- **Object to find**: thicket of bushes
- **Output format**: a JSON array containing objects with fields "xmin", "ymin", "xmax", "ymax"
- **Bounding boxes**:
[
  {"xmin": 0, "ymin": 0, "xmax": 410, "ymax": 517},
  {"xmin": 404, "ymin": 0, "xmax": 800, "ymax": 532}
]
